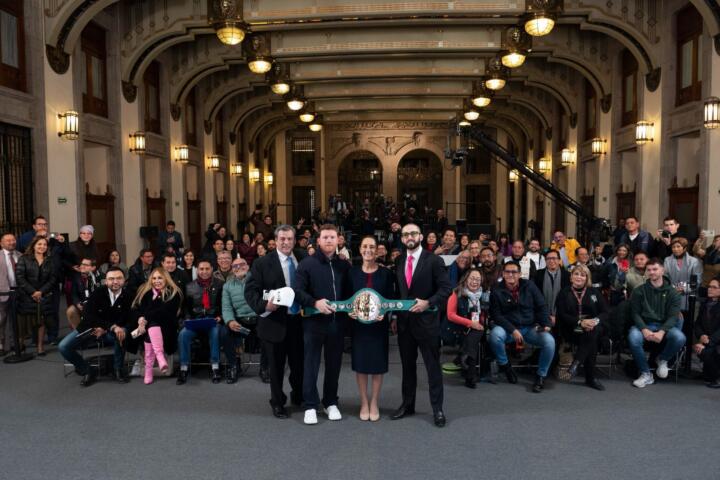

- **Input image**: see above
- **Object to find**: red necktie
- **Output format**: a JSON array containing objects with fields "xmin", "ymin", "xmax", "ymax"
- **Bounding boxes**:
[{"xmin": 405, "ymin": 255, "xmax": 414, "ymax": 288}]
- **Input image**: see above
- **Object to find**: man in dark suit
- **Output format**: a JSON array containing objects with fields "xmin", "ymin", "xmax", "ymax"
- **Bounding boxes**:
[
  {"xmin": 392, "ymin": 223, "xmax": 452, "ymax": 427},
  {"xmin": 532, "ymin": 250, "xmax": 570, "ymax": 326},
  {"xmin": 58, "ymin": 267, "xmax": 132, "ymax": 387},
  {"xmin": 245, "ymin": 225, "xmax": 304, "ymax": 419}
]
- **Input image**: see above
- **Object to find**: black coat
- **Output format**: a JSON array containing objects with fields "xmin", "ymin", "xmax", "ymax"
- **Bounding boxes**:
[
  {"xmin": 245, "ymin": 250, "xmax": 298, "ymax": 343},
  {"xmin": 15, "ymin": 255, "xmax": 58, "ymax": 315},
  {"xmin": 78, "ymin": 287, "xmax": 134, "ymax": 333},
  {"xmin": 694, "ymin": 300, "xmax": 720, "ymax": 347},
  {"xmin": 394, "ymin": 249, "xmax": 452, "ymax": 340},
  {"xmin": 532, "ymin": 268, "xmax": 571, "ymax": 292},
  {"xmin": 185, "ymin": 278, "xmax": 224, "ymax": 320},
  {"xmin": 294, "ymin": 250, "xmax": 353, "ymax": 334},
  {"xmin": 489, "ymin": 279, "xmax": 549, "ymax": 334},
  {"xmin": 132, "ymin": 291, "xmax": 181, "ymax": 354},
  {"xmin": 554, "ymin": 286, "xmax": 609, "ymax": 342}
]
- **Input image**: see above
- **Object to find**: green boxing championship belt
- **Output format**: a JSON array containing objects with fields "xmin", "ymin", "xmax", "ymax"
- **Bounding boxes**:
[{"xmin": 302, "ymin": 288, "xmax": 436, "ymax": 324}]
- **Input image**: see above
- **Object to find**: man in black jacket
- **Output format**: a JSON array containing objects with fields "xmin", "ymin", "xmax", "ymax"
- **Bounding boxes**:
[
  {"xmin": 532, "ymin": 250, "xmax": 571, "ymax": 326},
  {"xmin": 294, "ymin": 224, "xmax": 352, "ymax": 425},
  {"xmin": 391, "ymin": 223, "xmax": 452, "ymax": 427},
  {"xmin": 58, "ymin": 267, "xmax": 132, "ymax": 387},
  {"xmin": 177, "ymin": 260, "xmax": 225, "ymax": 385},
  {"xmin": 245, "ymin": 225, "xmax": 304, "ymax": 418},
  {"xmin": 490, "ymin": 261, "xmax": 554, "ymax": 393},
  {"xmin": 127, "ymin": 249, "xmax": 156, "ymax": 296}
]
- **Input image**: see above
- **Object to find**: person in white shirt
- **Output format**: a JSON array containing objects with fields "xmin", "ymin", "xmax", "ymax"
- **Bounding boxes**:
[
  {"xmin": 0, "ymin": 233, "xmax": 19, "ymax": 355},
  {"xmin": 524, "ymin": 238, "xmax": 546, "ymax": 270}
]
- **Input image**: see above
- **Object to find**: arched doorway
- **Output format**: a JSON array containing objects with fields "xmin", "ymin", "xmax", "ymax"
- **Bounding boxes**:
[
  {"xmin": 338, "ymin": 150, "xmax": 383, "ymax": 210},
  {"xmin": 397, "ymin": 149, "xmax": 443, "ymax": 212}
]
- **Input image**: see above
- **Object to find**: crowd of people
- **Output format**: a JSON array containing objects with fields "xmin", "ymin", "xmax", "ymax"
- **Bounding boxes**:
[{"xmin": 1, "ymin": 207, "xmax": 719, "ymax": 428}]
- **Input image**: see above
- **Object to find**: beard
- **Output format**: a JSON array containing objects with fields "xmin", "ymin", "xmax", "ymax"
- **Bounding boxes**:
[{"xmin": 404, "ymin": 239, "xmax": 418, "ymax": 250}]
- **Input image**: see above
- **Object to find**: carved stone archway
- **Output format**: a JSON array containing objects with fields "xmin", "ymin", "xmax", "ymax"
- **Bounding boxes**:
[
  {"xmin": 397, "ymin": 149, "xmax": 444, "ymax": 214},
  {"xmin": 338, "ymin": 150, "xmax": 383, "ymax": 211}
]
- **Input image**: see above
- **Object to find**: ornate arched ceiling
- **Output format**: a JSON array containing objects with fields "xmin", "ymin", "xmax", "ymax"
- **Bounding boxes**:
[{"xmin": 43, "ymin": 0, "xmax": 720, "ymax": 137}]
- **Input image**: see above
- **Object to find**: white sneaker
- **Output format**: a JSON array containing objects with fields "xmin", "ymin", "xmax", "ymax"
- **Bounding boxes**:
[
  {"xmin": 656, "ymin": 360, "xmax": 669, "ymax": 379},
  {"xmin": 324, "ymin": 405, "xmax": 342, "ymax": 421},
  {"xmin": 304, "ymin": 409, "xmax": 318, "ymax": 425},
  {"xmin": 633, "ymin": 372, "xmax": 655, "ymax": 388}
]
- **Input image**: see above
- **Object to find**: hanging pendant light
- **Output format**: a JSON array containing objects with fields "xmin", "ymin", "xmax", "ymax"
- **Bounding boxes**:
[
  {"xmin": 484, "ymin": 55, "xmax": 509, "ymax": 91},
  {"xmin": 471, "ymin": 82, "xmax": 493, "ymax": 108},
  {"xmin": 463, "ymin": 100, "xmax": 480, "ymax": 121},
  {"xmin": 524, "ymin": 0, "xmax": 563, "ymax": 37},
  {"xmin": 309, "ymin": 115, "xmax": 324, "ymax": 132},
  {"xmin": 269, "ymin": 64, "xmax": 291, "ymax": 95},
  {"xmin": 501, "ymin": 25, "xmax": 532, "ymax": 68},
  {"xmin": 285, "ymin": 85, "xmax": 306, "ymax": 111},
  {"xmin": 246, "ymin": 34, "xmax": 273, "ymax": 74},
  {"xmin": 208, "ymin": 1, "xmax": 247, "ymax": 46}
]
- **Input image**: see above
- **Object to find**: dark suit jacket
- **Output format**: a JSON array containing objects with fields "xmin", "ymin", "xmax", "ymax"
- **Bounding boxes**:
[
  {"xmin": 245, "ymin": 249, "xmax": 297, "ymax": 343},
  {"xmin": 78, "ymin": 287, "xmax": 134, "ymax": 333},
  {"xmin": 395, "ymin": 250, "xmax": 452, "ymax": 340}
]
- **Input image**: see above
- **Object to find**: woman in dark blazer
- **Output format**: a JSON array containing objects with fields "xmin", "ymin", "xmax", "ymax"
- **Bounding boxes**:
[
  {"xmin": 555, "ymin": 264, "xmax": 609, "ymax": 391},
  {"xmin": 131, "ymin": 267, "xmax": 182, "ymax": 384},
  {"xmin": 16, "ymin": 236, "xmax": 58, "ymax": 355}
]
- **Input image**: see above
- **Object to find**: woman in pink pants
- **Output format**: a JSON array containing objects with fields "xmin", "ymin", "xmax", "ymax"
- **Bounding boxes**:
[{"xmin": 132, "ymin": 268, "xmax": 182, "ymax": 384}]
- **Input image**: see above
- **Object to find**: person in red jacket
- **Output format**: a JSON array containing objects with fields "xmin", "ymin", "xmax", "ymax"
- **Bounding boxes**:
[{"xmin": 447, "ymin": 268, "xmax": 487, "ymax": 389}]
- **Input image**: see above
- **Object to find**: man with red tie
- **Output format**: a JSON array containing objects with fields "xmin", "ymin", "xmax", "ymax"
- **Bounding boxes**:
[
  {"xmin": 0, "ymin": 233, "xmax": 20, "ymax": 356},
  {"xmin": 392, "ymin": 223, "xmax": 452, "ymax": 427}
]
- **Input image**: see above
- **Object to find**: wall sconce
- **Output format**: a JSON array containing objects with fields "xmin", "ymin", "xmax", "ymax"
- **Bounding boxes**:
[
  {"xmin": 264, "ymin": 172, "xmax": 274, "ymax": 185},
  {"xmin": 704, "ymin": 97, "xmax": 720, "ymax": 129},
  {"xmin": 591, "ymin": 138, "xmax": 607, "ymax": 156},
  {"xmin": 128, "ymin": 131, "xmax": 146, "ymax": 154},
  {"xmin": 635, "ymin": 121, "xmax": 654, "ymax": 145},
  {"xmin": 561, "ymin": 148, "xmax": 575, "ymax": 166},
  {"xmin": 174, "ymin": 145, "xmax": 189, "ymax": 163},
  {"xmin": 230, "ymin": 163, "xmax": 243, "ymax": 176},
  {"xmin": 249, "ymin": 167, "xmax": 260, "ymax": 183},
  {"xmin": 509, "ymin": 169, "xmax": 519, "ymax": 182},
  {"xmin": 58, "ymin": 111, "xmax": 79, "ymax": 140},
  {"xmin": 208, "ymin": 155, "xmax": 221, "ymax": 170},
  {"xmin": 538, "ymin": 158, "xmax": 551, "ymax": 175}
]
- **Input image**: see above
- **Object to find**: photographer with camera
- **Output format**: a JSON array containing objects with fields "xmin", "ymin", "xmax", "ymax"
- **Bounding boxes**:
[
  {"xmin": 693, "ymin": 232, "xmax": 720, "ymax": 287},
  {"xmin": 652, "ymin": 217, "xmax": 683, "ymax": 259}
]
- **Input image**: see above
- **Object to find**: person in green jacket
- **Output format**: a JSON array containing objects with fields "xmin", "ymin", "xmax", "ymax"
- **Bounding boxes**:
[
  {"xmin": 220, "ymin": 257, "xmax": 256, "ymax": 383},
  {"xmin": 627, "ymin": 258, "xmax": 686, "ymax": 388}
]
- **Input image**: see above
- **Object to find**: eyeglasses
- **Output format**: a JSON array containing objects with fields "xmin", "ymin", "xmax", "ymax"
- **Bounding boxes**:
[
  {"xmin": 503, "ymin": 271, "xmax": 520, "ymax": 275},
  {"xmin": 232, "ymin": 264, "xmax": 247, "ymax": 269},
  {"xmin": 546, "ymin": 257, "xmax": 559, "ymax": 261},
  {"xmin": 401, "ymin": 231, "xmax": 421, "ymax": 238}
]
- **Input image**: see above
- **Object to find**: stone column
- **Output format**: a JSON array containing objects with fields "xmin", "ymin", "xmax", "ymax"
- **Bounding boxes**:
[
  {"xmin": 494, "ymin": 130, "xmax": 509, "ymax": 235},
  {"xmin": 596, "ymin": 107, "xmax": 613, "ymax": 219},
  {"xmin": 168, "ymin": 113, "xmax": 185, "ymax": 235},
  {"xmin": 636, "ymin": 82, "xmax": 663, "ymax": 230},
  {"xmin": 274, "ymin": 132, "xmax": 289, "ymax": 224},
  {"xmin": 203, "ymin": 131, "xmax": 216, "ymax": 222},
  {"xmin": 565, "ymin": 124, "xmax": 579, "ymax": 236},
  {"xmin": 704, "ymin": 54, "xmax": 720, "ymax": 231},
  {"xmin": 43, "ymin": 54, "xmax": 79, "ymax": 235}
]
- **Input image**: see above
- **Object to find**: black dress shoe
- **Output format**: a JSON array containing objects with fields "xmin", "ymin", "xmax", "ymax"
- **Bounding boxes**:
[
  {"xmin": 567, "ymin": 360, "xmax": 581, "ymax": 379},
  {"xmin": 433, "ymin": 410, "xmax": 446, "ymax": 428},
  {"xmin": 706, "ymin": 379, "xmax": 720, "ymax": 389},
  {"xmin": 272, "ymin": 405, "xmax": 289, "ymax": 419},
  {"xmin": 585, "ymin": 378, "xmax": 605, "ymax": 391},
  {"xmin": 390, "ymin": 405, "xmax": 415, "ymax": 420},
  {"xmin": 502, "ymin": 363, "xmax": 518, "ymax": 384},
  {"xmin": 176, "ymin": 370, "xmax": 188, "ymax": 385},
  {"xmin": 114, "ymin": 368, "xmax": 129, "ymax": 384},
  {"xmin": 259, "ymin": 368, "xmax": 271, "ymax": 384},
  {"xmin": 211, "ymin": 368, "xmax": 222, "ymax": 384},
  {"xmin": 226, "ymin": 366, "xmax": 238, "ymax": 384},
  {"xmin": 80, "ymin": 371, "xmax": 97, "ymax": 387},
  {"xmin": 464, "ymin": 377, "xmax": 477, "ymax": 389},
  {"xmin": 532, "ymin": 375, "xmax": 545, "ymax": 393}
]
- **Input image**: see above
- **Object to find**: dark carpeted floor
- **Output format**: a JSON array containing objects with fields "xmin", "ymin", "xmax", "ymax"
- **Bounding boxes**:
[{"xmin": 1, "ymin": 339, "xmax": 717, "ymax": 480}]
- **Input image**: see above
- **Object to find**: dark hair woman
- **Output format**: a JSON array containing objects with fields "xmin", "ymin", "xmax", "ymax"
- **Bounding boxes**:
[{"xmin": 16, "ymin": 236, "xmax": 58, "ymax": 356}]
